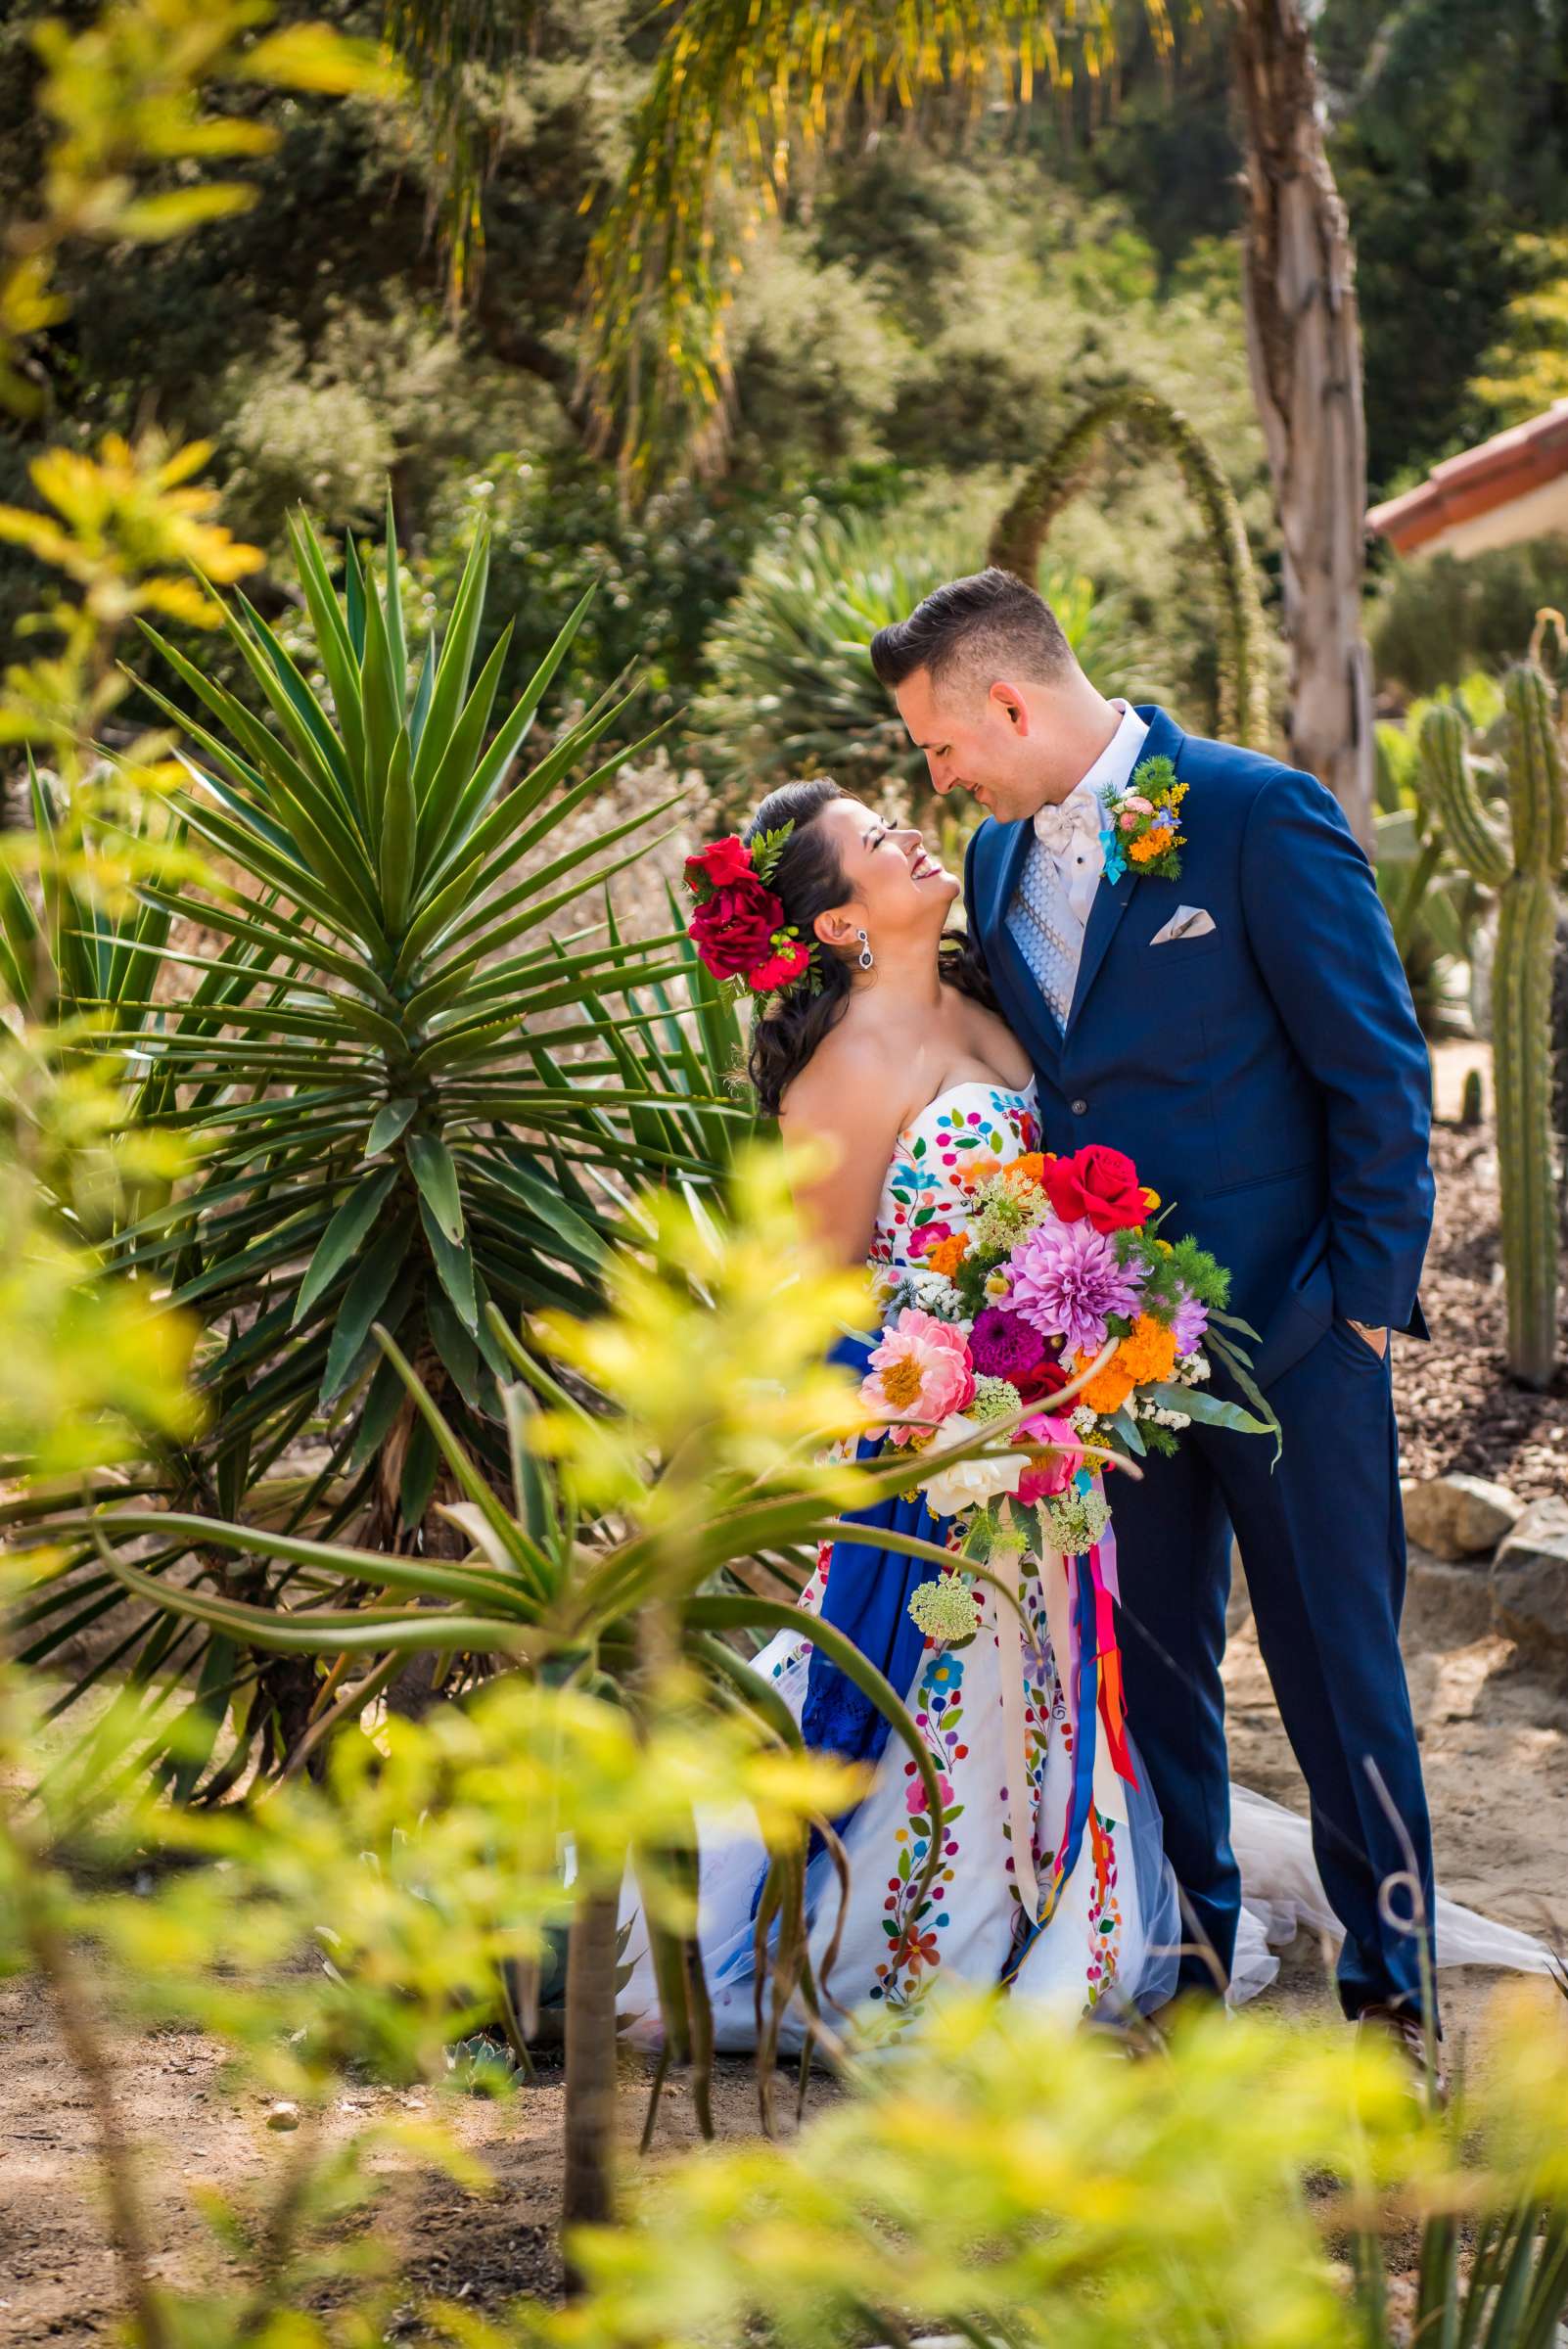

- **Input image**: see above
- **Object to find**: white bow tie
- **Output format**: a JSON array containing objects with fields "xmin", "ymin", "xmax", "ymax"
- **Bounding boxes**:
[{"xmin": 1033, "ymin": 783, "xmax": 1106, "ymax": 923}]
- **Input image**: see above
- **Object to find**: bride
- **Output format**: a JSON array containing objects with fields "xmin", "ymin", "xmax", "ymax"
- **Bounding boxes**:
[{"xmin": 619, "ymin": 777, "xmax": 1548, "ymax": 2051}]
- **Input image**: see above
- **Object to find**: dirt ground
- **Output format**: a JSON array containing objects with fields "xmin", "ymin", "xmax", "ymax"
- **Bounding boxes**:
[
  {"xmin": 4, "ymin": 1071, "xmax": 1567, "ymax": 2345},
  {"xmin": 6, "ymin": 1589, "xmax": 1564, "ymax": 2346}
]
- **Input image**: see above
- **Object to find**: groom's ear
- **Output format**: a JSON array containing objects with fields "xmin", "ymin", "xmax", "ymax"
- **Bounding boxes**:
[{"xmin": 989, "ymin": 679, "xmax": 1030, "ymax": 732}]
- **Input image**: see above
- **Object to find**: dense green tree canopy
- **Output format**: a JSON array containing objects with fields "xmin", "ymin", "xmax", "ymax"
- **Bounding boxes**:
[{"xmin": 4, "ymin": 0, "xmax": 1564, "ymax": 737}]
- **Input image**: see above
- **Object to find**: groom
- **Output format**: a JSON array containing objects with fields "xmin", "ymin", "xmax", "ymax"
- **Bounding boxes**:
[{"xmin": 870, "ymin": 568, "xmax": 1439, "ymax": 2047}]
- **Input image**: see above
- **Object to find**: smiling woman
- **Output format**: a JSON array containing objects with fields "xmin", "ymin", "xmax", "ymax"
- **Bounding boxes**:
[{"xmin": 726, "ymin": 780, "xmax": 1003, "ymax": 1140}]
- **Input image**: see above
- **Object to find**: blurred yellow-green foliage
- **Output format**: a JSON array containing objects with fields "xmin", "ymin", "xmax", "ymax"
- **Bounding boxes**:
[{"xmin": 532, "ymin": 1146, "xmax": 873, "ymax": 1519}]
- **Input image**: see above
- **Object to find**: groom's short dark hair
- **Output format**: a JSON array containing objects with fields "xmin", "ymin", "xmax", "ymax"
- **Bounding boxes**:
[{"xmin": 869, "ymin": 567, "xmax": 1076, "ymax": 693}]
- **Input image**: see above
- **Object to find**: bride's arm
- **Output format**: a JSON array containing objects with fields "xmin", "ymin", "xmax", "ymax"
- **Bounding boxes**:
[{"xmin": 777, "ymin": 1055, "xmax": 906, "ymax": 1267}]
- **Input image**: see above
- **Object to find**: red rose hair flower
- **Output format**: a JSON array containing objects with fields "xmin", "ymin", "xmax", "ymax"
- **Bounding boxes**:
[{"xmin": 682, "ymin": 822, "xmax": 816, "ymax": 998}]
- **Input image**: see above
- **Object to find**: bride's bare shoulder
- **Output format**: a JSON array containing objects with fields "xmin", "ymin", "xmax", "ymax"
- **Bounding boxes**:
[{"xmin": 777, "ymin": 1017, "xmax": 909, "ymax": 1140}]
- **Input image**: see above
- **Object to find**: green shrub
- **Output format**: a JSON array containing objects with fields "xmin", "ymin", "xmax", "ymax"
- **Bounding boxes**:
[
  {"xmin": 1370, "ymin": 536, "xmax": 1568, "ymax": 700},
  {"xmin": 426, "ymin": 455, "xmax": 902, "ymax": 730}
]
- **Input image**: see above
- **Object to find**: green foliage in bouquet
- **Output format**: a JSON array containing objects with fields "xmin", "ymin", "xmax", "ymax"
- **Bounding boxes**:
[{"xmin": 1419, "ymin": 658, "xmax": 1567, "ymax": 1387}]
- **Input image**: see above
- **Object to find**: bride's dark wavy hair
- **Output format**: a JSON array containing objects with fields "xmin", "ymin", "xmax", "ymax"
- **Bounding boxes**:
[{"xmin": 743, "ymin": 779, "xmax": 998, "ymax": 1117}]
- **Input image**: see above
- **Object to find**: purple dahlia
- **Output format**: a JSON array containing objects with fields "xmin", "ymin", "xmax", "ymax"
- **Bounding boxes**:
[
  {"xmin": 969, "ymin": 1306, "xmax": 1047, "ymax": 1384},
  {"xmin": 1008, "ymin": 1220, "xmax": 1146, "ymax": 1359},
  {"xmin": 1171, "ymin": 1291, "xmax": 1211, "ymax": 1357}
]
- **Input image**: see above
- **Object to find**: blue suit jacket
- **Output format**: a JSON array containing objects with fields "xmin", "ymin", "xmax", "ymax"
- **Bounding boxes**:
[{"xmin": 964, "ymin": 707, "xmax": 1434, "ymax": 1389}]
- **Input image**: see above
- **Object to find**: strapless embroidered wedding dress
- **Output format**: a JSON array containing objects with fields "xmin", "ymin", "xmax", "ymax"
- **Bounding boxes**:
[
  {"xmin": 617, "ymin": 1082, "xmax": 1552, "ymax": 2051},
  {"xmin": 621, "ymin": 1080, "xmax": 1179, "ymax": 2049}
]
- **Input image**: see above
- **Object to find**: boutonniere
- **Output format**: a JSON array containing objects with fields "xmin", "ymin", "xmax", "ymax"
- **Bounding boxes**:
[{"xmin": 1100, "ymin": 755, "xmax": 1187, "ymax": 884}]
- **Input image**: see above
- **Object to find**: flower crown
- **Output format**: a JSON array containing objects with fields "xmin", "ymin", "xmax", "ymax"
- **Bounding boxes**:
[{"xmin": 682, "ymin": 824, "xmax": 821, "ymax": 1000}]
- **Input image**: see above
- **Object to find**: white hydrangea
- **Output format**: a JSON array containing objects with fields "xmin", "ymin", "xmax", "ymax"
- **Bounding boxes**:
[
  {"xmin": 1176, "ymin": 1352, "xmax": 1211, "ymax": 1383},
  {"xmin": 908, "ymin": 1269, "xmax": 964, "ymax": 1320},
  {"xmin": 1070, "ymin": 1405, "xmax": 1099, "ymax": 1438}
]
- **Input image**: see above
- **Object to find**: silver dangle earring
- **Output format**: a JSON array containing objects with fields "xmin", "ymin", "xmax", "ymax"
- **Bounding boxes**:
[{"xmin": 856, "ymin": 927, "xmax": 874, "ymax": 971}]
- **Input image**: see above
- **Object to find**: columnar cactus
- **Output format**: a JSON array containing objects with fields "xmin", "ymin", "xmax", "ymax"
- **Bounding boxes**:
[{"xmin": 1419, "ymin": 665, "xmax": 1567, "ymax": 1389}]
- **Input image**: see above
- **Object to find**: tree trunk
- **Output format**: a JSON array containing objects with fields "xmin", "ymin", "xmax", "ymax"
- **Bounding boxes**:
[
  {"xmin": 1230, "ymin": 0, "xmax": 1375, "ymax": 848},
  {"xmin": 562, "ymin": 1889, "xmax": 623, "ymax": 2273}
]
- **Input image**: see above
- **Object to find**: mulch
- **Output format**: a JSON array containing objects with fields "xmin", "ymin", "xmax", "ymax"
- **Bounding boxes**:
[{"xmin": 1393, "ymin": 1118, "xmax": 1568, "ymax": 1500}]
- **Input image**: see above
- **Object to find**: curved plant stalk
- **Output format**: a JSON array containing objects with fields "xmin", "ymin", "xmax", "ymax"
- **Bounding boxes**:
[{"xmin": 989, "ymin": 383, "xmax": 1270, "ymax": 750}]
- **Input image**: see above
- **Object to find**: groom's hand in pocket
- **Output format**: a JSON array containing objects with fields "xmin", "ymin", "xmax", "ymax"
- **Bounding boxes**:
[{"xmin": 1345, "ymin": 1318, "xmax": 1389, "ymax": 1359}]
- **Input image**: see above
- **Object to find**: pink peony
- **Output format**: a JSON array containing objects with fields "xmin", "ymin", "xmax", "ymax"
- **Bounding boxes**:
[
  {"xmin": 1014, "ymin": 1412, "xmax": 1084, "ymax": 1502},
  {"xmin": 860, "ymin": 1309, "xmax": 975, "ymax": 1444},
  {"xmin": 1009, "ymin": 1218, "xmax": 1146, "ymax": 1359}
]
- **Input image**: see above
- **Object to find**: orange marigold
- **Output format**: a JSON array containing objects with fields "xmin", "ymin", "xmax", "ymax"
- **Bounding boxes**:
[
  {"xmin": 923, "ymin": 1232, "xmax": 970, "ymax": 1276},
  {"xmin": 1004, "ymin": 1152, "xmax": 1047, "ymax": 1188},
  {"xmin": 1070, "ymin": 1349, "xmax": 1137, "ymax": 1416},
  {"xmin": 1129, "ymin": 827, "xmax": 1177, "ymax": 865},
  {"xmin": 1116, "ymin": 1313, "xmax": 1178, "ymax": 1385}
]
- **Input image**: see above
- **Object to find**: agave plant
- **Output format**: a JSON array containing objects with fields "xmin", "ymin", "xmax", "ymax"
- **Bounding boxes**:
[{"xmin": 5, "ymin": 502, "xmax": 748, "ymax": 1776}]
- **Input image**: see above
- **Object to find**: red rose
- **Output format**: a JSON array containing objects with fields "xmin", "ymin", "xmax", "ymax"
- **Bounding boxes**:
[
  {"xmin": 749, "ymin": 936, "xmax": 811, "ymax": 993},
  {"xmin": 1042, "ymin": 1143, "xmax": 1149, "ymax": 1234},
  {"xmin": 684, "ymin": 836, "xmax": 754, "ymax": 898},
  {"xmin": 1015, "ymin": 1354, "xmax": 1070, "ymax": 1405},
  {"xmin": 688, "ymin": 874, "xmax": 784, "ymax": 981}
]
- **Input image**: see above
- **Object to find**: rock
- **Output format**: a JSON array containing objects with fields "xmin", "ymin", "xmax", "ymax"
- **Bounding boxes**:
[
  {"xmin": 1492, "ymin": 1496, "xmax": 1568, "ymax": 1655},
  {"xmin": 265, "ymin": 2100, "xmax": 300, "ymax": 2132},
  {"xmin": 1403, "ymin": 1549, "xmax": 1495, "ymax": 1648},
  {"xmin": 1400, "ymin": 1473, "xmax": 1524, "ymax": 1560}
]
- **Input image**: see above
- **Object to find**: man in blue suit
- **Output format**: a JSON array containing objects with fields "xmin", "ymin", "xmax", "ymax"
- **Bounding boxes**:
[{"xmin": 870, "ymin": 568, "xmax": 1439, "ymax": 2050}]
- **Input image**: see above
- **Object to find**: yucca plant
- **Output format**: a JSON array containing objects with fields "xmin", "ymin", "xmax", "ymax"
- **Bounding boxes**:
[{"xmin": 5, "ymin": 502, "xmax": 748, "ymax": 1776}]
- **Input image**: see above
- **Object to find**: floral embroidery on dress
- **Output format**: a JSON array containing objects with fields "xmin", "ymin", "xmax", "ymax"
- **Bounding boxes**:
[
  {"xmin": 871, "ymin": 1634, "xmax": 967, "ymax": 2016},
  {"xmin": 870, "ymin": 1087, "xmax": 1040, "ymax": 1269}
]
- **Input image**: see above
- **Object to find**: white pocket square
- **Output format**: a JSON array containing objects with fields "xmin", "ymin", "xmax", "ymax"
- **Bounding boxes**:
[{"xmin": 1150, "ymin": 905, "xmax": 1216, "ymax": 945}]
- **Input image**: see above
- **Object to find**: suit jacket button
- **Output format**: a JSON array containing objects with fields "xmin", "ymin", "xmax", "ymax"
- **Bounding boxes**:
[{"xmin": 1071, "ymin": 1097, "xmax": 1088, "ymax": 1116}]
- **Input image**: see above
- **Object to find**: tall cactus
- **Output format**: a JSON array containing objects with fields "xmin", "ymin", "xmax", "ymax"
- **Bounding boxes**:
[{"xmin": 1419, "ymin": 665, "xmax": 1567, "ymax": 1389}]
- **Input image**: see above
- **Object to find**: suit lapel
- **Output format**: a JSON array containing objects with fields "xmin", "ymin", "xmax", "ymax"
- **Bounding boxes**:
[{"xmin": 1064, "ymin": 703, "xmax": 1187, "ymax": 1037}]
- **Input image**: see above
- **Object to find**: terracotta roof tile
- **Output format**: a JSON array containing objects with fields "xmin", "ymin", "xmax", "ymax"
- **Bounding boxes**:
[{"xmin": 1366, "ymin": 400, "xmax": 1568, "ymax": 555}]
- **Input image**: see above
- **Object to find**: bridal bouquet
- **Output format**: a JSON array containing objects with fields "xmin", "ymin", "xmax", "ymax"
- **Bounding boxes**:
[{"xmin": 858, "ymin": 1141, "xmax": 1269, "ymax": 1633}]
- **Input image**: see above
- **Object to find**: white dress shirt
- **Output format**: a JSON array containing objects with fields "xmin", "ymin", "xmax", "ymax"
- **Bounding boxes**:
[{"xmin": 1004, "ymin": 700, "xmax": 1149, "ymax": 1031}]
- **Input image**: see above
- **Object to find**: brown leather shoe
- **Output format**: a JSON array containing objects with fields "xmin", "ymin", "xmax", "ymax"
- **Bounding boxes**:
[{"xmin": 1358, "ymin": 2001, "xmax": 1449, "ymax": 2106}]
